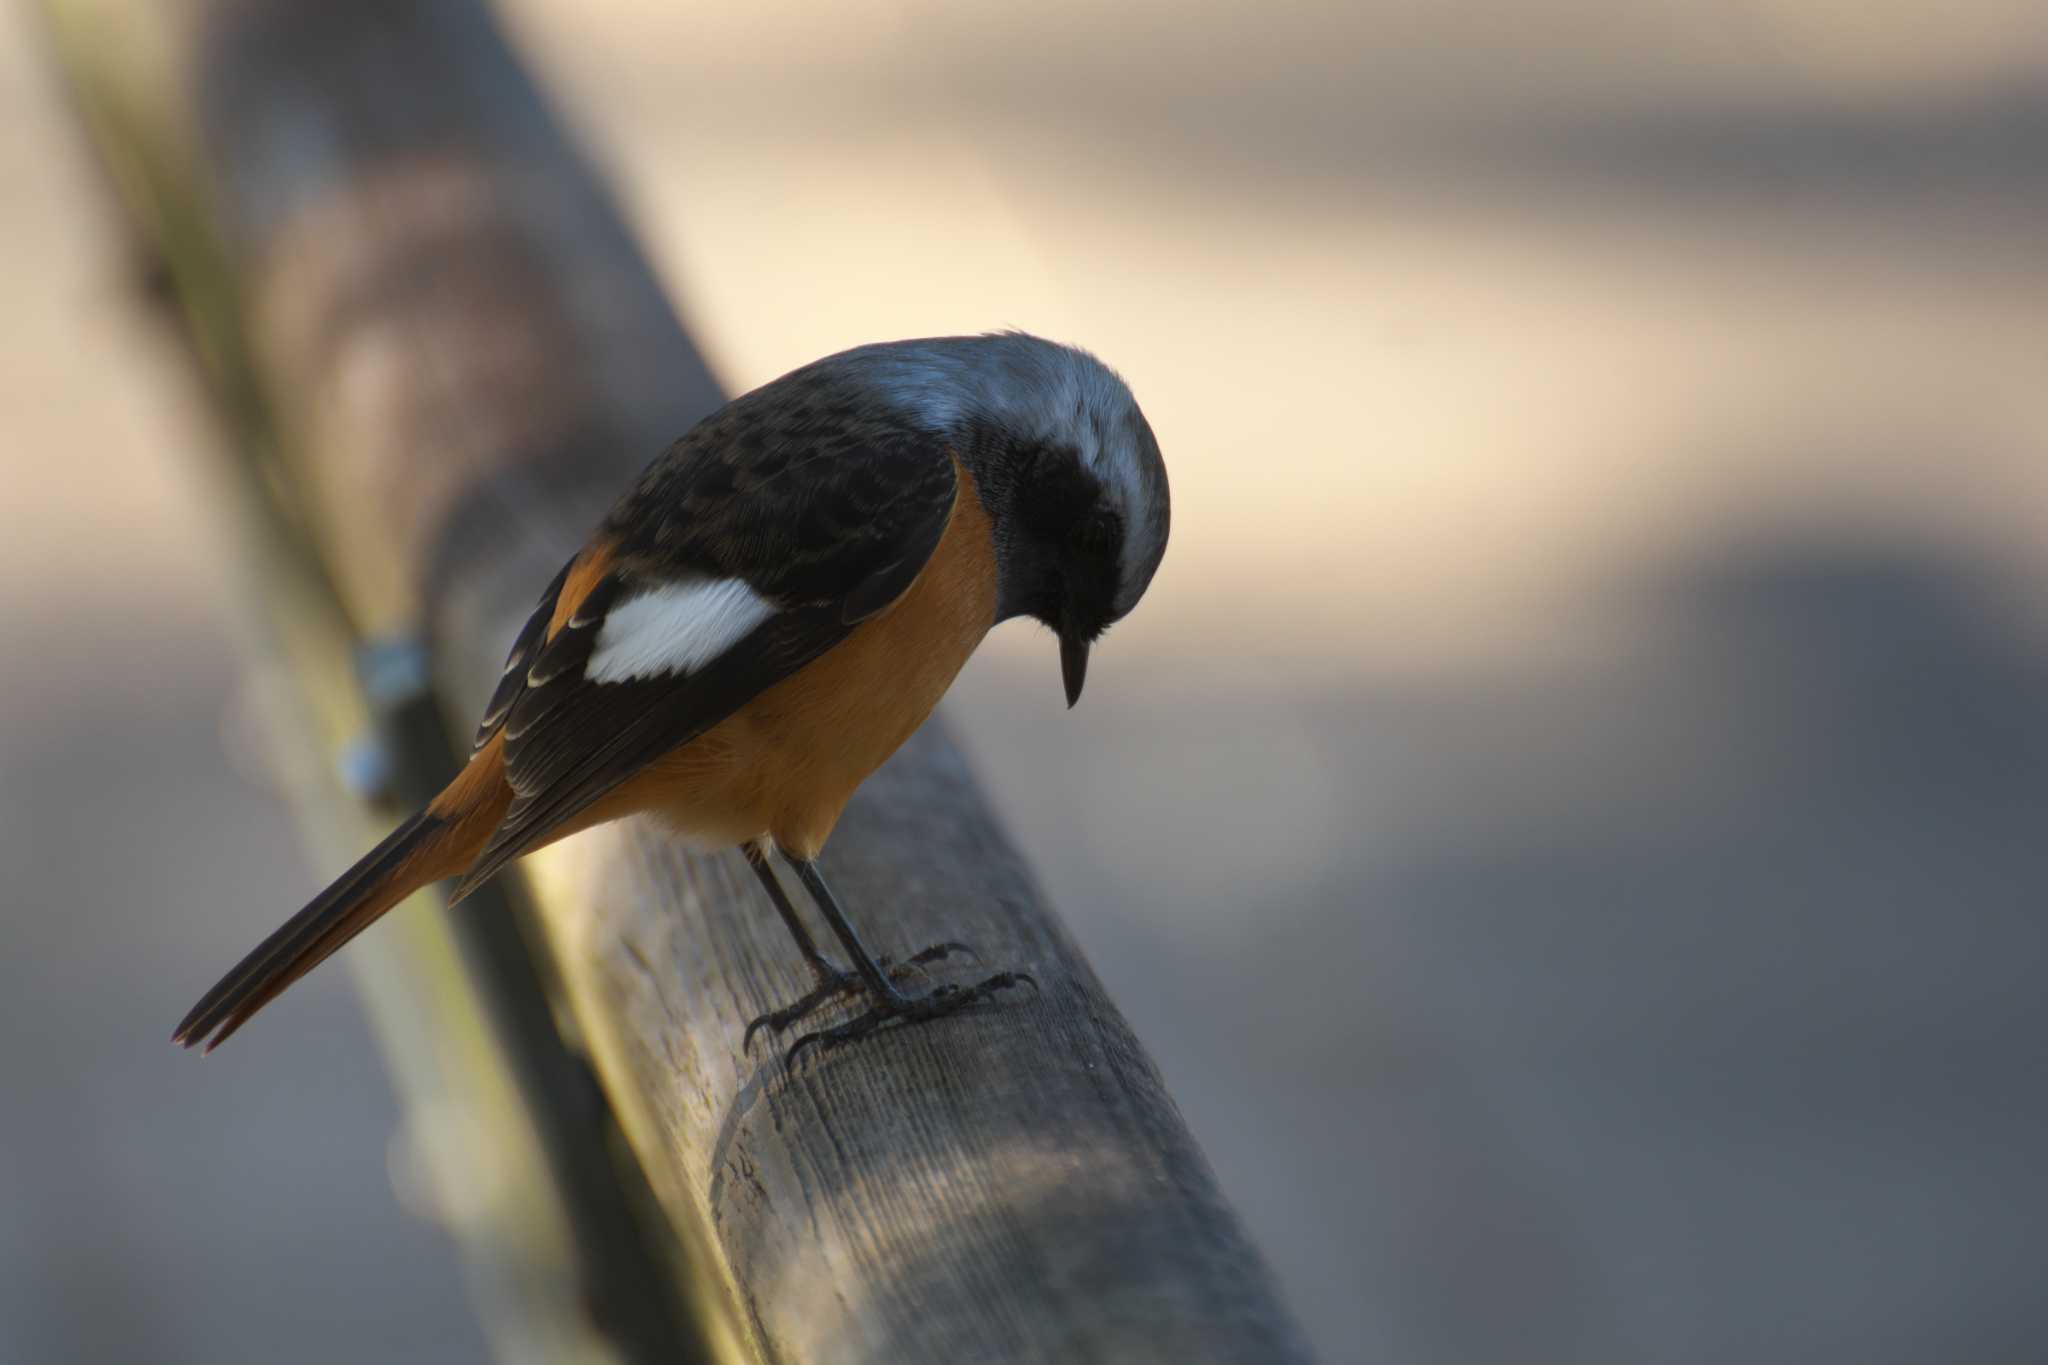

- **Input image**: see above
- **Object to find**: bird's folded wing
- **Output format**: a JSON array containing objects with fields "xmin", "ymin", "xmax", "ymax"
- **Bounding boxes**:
[{"xmin": 451, "ymin": 417, "xmax": 960, "ymax": 899}]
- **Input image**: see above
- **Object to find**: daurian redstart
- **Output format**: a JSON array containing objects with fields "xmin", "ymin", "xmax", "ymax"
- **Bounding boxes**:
[{"xmin": 175, "ymin": 332, "xmax": 1170, "ymax": 1057}]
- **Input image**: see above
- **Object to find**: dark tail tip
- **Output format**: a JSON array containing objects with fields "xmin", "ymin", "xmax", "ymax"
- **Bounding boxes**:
[{"xmin": 174, "ymin": 813, "xmax": 441, "ymax": 1052}]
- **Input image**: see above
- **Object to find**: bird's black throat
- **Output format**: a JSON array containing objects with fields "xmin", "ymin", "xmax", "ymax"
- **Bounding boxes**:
[{"xmin": 958, "ymin": 429, "xmax": 1124, "ymax": 641}]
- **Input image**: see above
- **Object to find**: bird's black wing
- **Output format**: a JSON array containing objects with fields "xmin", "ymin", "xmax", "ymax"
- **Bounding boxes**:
[
  {"xmin": 450, "ymin": 391, "xmax": 959, "ymax": 901},
  {"xmin": 472, "ymin": 559, "xmax": 572, "ymax": 753}
]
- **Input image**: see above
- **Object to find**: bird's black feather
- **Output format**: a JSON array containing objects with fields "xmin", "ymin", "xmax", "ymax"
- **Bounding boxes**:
[
  {"xmin": 473, "ymin": 559, "xmax": 573, "ymax": 751},
  {"xmin": 452, "ymin": 370, "xmax": 961, "ymax": 899}
]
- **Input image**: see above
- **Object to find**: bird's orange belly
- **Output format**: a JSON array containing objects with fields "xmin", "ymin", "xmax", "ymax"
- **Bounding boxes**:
[{"xmin": 627, "ymin": 471, "xmax": 998, "ymax": 859}]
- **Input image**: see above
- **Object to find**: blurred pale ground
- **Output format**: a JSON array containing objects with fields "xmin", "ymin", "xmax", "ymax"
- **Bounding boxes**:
[{"xmin": 5, "ymin": 0, "xmax": 2047, "ymax": 1361}]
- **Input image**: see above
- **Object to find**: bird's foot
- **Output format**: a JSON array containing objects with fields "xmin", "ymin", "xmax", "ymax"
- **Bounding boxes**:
[
  {"xmin": 742, "ymin": 942, "xmax": 977, "ymax": 1050},
  {"xmin": 785, "ymin": 970, "xmax": 1038, "ymax": 1065}
]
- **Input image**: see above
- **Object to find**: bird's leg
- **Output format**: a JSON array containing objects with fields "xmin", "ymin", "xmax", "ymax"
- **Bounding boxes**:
[
  {"xmin": 745, "ymin": 840, "xmax": 837, "ymax": 976},
  {"xmin": 741, "ymin": 843, "xmax": 973, "ymax": 1048},
  {"xmin": 781, "ymin": 858, "xmax": 1035, "ymax": 1063}
]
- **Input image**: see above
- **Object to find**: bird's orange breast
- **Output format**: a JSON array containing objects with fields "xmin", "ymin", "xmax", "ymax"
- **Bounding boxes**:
[{"xmin": 598, "ymin": 461, "xmax": 999, "ymax": 859}]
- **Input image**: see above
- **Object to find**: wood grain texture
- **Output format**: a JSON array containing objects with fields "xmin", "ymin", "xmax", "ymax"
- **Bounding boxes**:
[
  {"xmin": 45, "ymin": 0, "xmax": 1314, "ymax": 1360},
  {"xmin": 525, "ymin": 723, "xmax": 1309, "ymax": 1364}
]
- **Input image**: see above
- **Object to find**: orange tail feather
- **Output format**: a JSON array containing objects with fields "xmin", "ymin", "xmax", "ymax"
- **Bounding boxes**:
[{"xmin": 174, "ymin": 739, "xmax": 509, "ymax": 1052}]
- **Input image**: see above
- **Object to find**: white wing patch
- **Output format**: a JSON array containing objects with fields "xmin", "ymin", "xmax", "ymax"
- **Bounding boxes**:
[{"xmin": 585, "ymin": 578, "xmax": 777, "ymax": 684}]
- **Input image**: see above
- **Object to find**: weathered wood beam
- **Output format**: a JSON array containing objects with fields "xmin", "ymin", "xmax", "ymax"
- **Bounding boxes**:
[{"xmin": 44, "ymin": 1, "xmax": 1313, "ymax": 1360}]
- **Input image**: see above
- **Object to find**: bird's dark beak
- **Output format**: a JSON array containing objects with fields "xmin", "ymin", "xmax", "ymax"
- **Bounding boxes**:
[{"xmin": 1058, "ymin": 627, "xmax": 1090, "ymax": 709}]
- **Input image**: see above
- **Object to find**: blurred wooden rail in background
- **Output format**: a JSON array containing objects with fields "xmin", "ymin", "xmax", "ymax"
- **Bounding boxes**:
[{"xmin": 41, "ymin": 0, "xmax": 1311, "ymax": 1360}]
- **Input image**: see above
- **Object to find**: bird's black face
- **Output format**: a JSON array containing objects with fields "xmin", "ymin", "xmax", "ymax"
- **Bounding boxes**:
[{"xmin": 998, "ymin": 443, "xmax": 1128, "ymax": 707}]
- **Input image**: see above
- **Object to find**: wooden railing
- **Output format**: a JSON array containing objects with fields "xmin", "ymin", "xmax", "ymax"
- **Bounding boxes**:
[{"xmin": 43, "ymin": 2, "xmax": 1313, "ymax": 1360}]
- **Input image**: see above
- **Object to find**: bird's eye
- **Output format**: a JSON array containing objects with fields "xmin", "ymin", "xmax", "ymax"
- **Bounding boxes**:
[{"xmin": 1070, "ymin": 510, "xmax": 1119, "ymax": 557}]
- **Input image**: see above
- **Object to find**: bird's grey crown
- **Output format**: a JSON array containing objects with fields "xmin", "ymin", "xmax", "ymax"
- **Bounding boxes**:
[{"xmin": 825, "ymin": 331, "xmax": 1170, "ymax": 617}]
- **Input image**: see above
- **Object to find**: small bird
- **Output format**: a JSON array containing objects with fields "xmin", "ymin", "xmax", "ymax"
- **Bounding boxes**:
[{"xmin": 175, "ymin": 332, "xmax": 1170, "ymax": 1057}]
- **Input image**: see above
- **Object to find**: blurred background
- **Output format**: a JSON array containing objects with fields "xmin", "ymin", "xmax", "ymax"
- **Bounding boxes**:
[{"xmin": 5, "ymin": 0, "xmax": 2046, "ymax": 1361}]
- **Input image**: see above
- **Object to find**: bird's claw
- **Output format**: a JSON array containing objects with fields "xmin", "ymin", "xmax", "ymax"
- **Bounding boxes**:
[
  {"xmin": 784, "ymin": 971, "xmax": 1038, "ymax": 1066},
  {"xmin": 742, "ymin": 941, "xmax": 981, "ymax": 1050}
]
